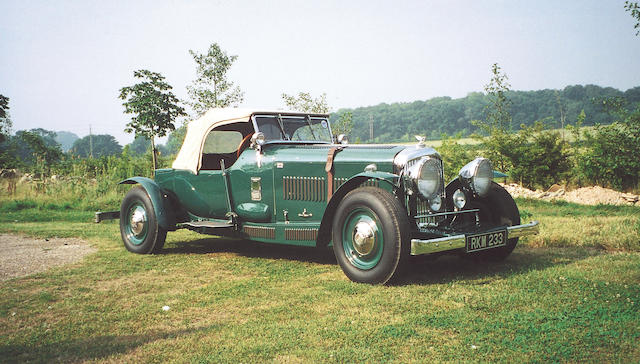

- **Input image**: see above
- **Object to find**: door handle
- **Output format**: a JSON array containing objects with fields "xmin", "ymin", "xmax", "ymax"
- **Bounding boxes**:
[{"xmin": 298, "ymin": 208, "xmax": 313, "ymax": 218}]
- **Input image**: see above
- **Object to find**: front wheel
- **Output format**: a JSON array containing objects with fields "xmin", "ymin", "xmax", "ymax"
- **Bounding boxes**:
[
  {"xmin": 120, "ymin": 186, "xmax": 166, "ymax": 254},
  {"xmin": 447, "ymin": 181, "xmax": 520, "ymax": 261},
  {"xmin": 332, "ymin": 187, "xmax": 410, "ymax": 284}
]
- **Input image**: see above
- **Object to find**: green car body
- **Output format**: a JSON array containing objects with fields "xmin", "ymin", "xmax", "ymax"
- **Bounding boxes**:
[{"xmin": 114, "ymin": 108, "xmax": 539, "ymax": 284}]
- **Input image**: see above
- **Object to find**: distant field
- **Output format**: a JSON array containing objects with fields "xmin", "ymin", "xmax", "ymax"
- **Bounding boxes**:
[{"xmin": 0, "ymin": 199, "xmax": 638, "ymax": 363}]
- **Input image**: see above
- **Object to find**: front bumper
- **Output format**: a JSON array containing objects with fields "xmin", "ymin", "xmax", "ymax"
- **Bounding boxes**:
[{"xmin": 410, "ymin": 221, "xmax": 540, "ymax": 255}]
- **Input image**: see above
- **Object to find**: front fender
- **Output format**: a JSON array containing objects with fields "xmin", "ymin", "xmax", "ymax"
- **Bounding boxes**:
[
  {"xmin": 119, "ymin": 177, "xmax": 176, "ymax": 230},
  {"xmin": 317, "ymin": 171, "xmax": 399, "ymax": 247}
]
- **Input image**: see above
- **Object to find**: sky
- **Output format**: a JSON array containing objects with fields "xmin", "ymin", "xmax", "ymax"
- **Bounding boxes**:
[{"xmin": 1, "ymin": 0, "xmax": 639, "ymax": 145}]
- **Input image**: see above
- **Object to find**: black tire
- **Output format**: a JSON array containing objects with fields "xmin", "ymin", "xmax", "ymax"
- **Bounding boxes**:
[
  {"xmin": 332, "ymin": 187, "xmax": 410, "ymax": 284},
  {"xmin": 447, "ymin": 181, "xmax": 520, "ymax": 261},
  {"xmin": 119, "ymin": 186, "xmax": 167, "ymax": 254}
]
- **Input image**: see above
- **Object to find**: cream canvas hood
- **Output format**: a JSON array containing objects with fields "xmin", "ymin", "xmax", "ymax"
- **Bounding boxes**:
[
  {"xmin": 172, "ymin": 108, "xmax": 254, "ymax": 174},
  {"xmin": 172, "ymin": 108, "xmax": 323, "ymax": 174}
]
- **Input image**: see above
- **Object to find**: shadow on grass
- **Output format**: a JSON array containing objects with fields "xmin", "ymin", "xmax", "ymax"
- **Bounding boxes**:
[
  {"xmin": 162, "ymin": 237, "xmax": 604, "ymax": 285},
  {"xmin": 162, "ymin": 237, "xmax": 337, "ymax": 265},
  {"xmin": 0, "ymin": 325, "xmax": 219, "ymax": 363},
  {"xmin": 396, "ymin": 246, "xmax": 604, "ymax": 286}
]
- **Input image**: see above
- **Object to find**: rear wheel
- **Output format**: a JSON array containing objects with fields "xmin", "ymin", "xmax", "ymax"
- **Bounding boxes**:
[
  {"xmin": 120, "ymin": 186, "xmax": 166, "ymax": 254},
  {"xmin": 332, "ymin": 187, "xmax": 410, "ymax": 284}
]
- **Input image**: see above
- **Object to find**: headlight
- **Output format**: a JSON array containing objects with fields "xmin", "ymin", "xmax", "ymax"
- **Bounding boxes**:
[
  {"xmin": 429, "ymin": 195, "xmax": 442, "ymax": 211},
  {"xmin": 458, "ymin": 157, "xmax": 493, "ymax": 197},
  {"xmin": 452, "ymin": 189, "xmax": 466, "ymax": 209},
  {"xmin": 408, "ymin": 157, "xmax": 442, "ymax": 200}
]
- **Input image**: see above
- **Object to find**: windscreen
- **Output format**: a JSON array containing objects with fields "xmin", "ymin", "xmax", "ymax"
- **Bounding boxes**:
[{"xmin": 255, "ymin": 115, "xmax": 332, "ymax": 143}]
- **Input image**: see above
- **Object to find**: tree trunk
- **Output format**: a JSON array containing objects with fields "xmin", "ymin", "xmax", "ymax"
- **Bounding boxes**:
[{"xmin": 151, "ymin": 136, "xmax": 157, "ymax": 178}]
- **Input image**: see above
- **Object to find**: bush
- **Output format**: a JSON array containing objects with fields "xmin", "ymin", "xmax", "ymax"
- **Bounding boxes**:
[
  {"xmin": 571, "ymin": 102, "xmax": 640, "ymax": 191},
  {"xmin": 438, "ymin": 133, "xmax": 474, "ymax": 182},
  {"xmin": 502, "ymin": 122, "xmax": 571, "ymax": 189},
  {"xmin": 574, "ymin": 123, "xmax": 639, "ymax": 190}
]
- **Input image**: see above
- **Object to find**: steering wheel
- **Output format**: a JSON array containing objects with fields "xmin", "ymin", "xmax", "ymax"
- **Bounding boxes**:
[{"xmin": 237, "ymin": 132, "xmax": 254, "ymax": 159}]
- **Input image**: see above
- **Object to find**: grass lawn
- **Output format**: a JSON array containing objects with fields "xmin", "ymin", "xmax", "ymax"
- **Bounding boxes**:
[{"xmin": 0, "ymin": 200, "xmax": 639, "ymax": 363}]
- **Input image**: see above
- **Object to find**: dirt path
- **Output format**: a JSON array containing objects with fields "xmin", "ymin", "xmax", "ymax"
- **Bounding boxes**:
[
  {"xmin": 0, "ymin": 234, "xmax": 96, "ymax": 281},
  {"xmin": 500, "ymin": 183, "xmax": 640, "ymax": 206}
]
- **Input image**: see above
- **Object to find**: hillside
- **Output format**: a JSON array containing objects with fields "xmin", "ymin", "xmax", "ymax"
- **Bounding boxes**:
[
  {"xmin": 330, "ymin": 84, "xmax": 640, "ymax": 143},
  {"xmin": 54, "ymin": 131, "xmax": 79, "ymax": 152}
]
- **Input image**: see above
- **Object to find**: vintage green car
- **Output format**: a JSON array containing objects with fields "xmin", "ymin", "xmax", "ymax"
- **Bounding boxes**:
[{"xmin": 105, "ymin": 108, "xmax": 539, "ymax": 284}]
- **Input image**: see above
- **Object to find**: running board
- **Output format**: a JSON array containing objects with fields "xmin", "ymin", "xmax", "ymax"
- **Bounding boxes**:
[
  {"xmin": 178, "ymin": 220, "xmax": 236, "ymax": 235},
  {"xmin": 179, "ymin": 220, "xmax": 234, "ymax": 229},
  {"xmin": 410, "ymin": 221, "xmax": 540, "ymax": 255}
]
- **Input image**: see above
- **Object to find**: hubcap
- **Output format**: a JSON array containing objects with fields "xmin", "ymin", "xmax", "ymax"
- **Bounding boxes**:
[
  {"xmin": 125, "ymin": 203, "xmax": 148, "ymax": 245},
  {"xmin": 353, "ymin": 221, "xmax": 376, "ymax": 255},
  {"xmin": 130, "ymin": 206, "xmax": 147, "ymax": 235},
  {"xmin": 342, "ymin": 208, "xmax": 384, "ymax": 270}
]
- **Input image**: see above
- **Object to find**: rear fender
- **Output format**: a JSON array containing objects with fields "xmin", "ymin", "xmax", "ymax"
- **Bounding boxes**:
[
  {"xmin": 119, "ymin": 177, "xmax": 176, "ymax": 230},
  {"xmin": 317, "ymin": 171, "xmax": 399, "ymax": 247}
]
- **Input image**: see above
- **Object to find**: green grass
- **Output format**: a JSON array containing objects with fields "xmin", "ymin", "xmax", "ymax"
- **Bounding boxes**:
[
  {"xmin": 0, "ymin": 200, "xmax": 639, "ymax": 363},
  {"xmin": 516, "ymin": 198, "xmax": 640, "ymax": 251}
]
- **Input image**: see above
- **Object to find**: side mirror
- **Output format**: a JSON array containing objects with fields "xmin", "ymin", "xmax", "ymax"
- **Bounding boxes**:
[
  {"xmin": 337, "ymin": 134, "xmax": 349, "ymax": 145},
  {"xmin": 250, "ymin": 132, "xmax": 266, "ymax": 150}
]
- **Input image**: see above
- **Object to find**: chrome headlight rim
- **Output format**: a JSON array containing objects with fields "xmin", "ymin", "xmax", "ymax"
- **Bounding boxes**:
[
  {"xmin": 452, "ymin": 189, "xmax": 467, "ymax": 209},
  {"xmin": 408, "ymin": 157, "xmax": 443, "ymax": 201},
  {"xmin": 458, "ymin": 157, "xmax": 493, "ymax": 197}
]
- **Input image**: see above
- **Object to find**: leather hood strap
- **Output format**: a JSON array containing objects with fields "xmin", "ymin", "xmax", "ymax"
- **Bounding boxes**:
[{"xmin": 325, "ymin": 146, "xmax": 344, "ymax": 201}]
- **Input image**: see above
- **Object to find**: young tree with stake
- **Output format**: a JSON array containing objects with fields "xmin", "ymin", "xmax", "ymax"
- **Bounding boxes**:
[
  {"xmin": 119, "ymin": 70, "xmax": 186, "ymax": 175},
  {"xmin": 187, "ymin": 43, "xmax": 244, "ymax": 116}
]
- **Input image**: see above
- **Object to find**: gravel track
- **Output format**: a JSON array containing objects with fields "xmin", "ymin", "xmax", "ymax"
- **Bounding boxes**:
[{"xmin": 0, "ymin": 234, "xmax": 96, "ymax": 281}]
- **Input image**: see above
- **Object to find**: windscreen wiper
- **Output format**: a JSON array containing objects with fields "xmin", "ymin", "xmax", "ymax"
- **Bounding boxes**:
[
  {"xmin": 304, "ymin": 115, "xmax": 317, "ymax": 140},
  {"xmin": 276, "ymin": 114, "xmax": 289, "ymax": 140}
]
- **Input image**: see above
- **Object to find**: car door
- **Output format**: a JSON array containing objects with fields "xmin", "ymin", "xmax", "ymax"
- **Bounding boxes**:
[{"xmin": 172, "ymin": 128, "xmax": 244, "ymax": 218}]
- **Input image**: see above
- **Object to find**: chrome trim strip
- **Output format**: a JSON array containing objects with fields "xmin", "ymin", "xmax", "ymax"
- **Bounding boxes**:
[{"xmin": 410, "ymin": 221, "xmax": 540, "ymax": 255}]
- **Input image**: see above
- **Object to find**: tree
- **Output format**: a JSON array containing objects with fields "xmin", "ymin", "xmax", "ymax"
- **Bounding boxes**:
[
  {"xmin": 573, "ymin": 97, "xmax": 640, "ymax": 190},
  {"xmin": 54, "ymin": 131, "xmax": 79, "ymax": 152},
  {"xmin": 119, "ymin": 69, "xmax": 186, "ymax": 173},
  {"xmin": 128, "ymin": 135, "xmax": 151, "ymax": 156},
  {"xmin": 187, "ymin": 43, "xmax": 244, "ymax": 116},
  {"xmin": 333, "ymin": 111, "xmax": 353, "ymax": 137},
  {"xmin": 625, "ymin": 1, "xmax": 640, "ymax": 36},
  {"xmin": 282, "ymin": 92, "xmax": 329, "ymax": 113},
  {"xmin": 472, "ymin": 63, "xmax": 513, "ymax": 172},
  {"xmin": 0, "ymin": 94, "xmax": 11, "ymax": 143},
  {"xmin": 13, "ymin": 130, "xmax": 63, "ymax": 175},
  {"xmin": 70, "ymin": 134, "xmax": 122, "ymax": 158},
  {"xmin": 164, "ymin": 125, "xmax": 187, "ymax": 156},
  {"xmin": 29, "ymin": 128, "xmax": 60, "ymax": 148}
]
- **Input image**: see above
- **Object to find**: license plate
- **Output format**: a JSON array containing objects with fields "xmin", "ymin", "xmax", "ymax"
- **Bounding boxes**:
[{"xmin": 465, "ymin": 229, "xmax": 507, "ymax": 253}]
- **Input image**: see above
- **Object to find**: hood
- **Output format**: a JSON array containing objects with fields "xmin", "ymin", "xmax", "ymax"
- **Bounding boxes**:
[{"xmin": 263, "ymin": 144, "xmax": 406, "ymax": 167}]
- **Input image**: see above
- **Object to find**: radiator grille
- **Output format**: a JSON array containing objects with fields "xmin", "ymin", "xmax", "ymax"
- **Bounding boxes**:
[
  {"xmin": 415, "ymin": 199, "xmax": 445, "ymax": 225},
  {"xmin": 243, "ymin": 226, "xmax": 276, "ymax": 239},
  {"xmin": 285, "ymin": 228, "xmax": 319, "ymax": 241}
]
